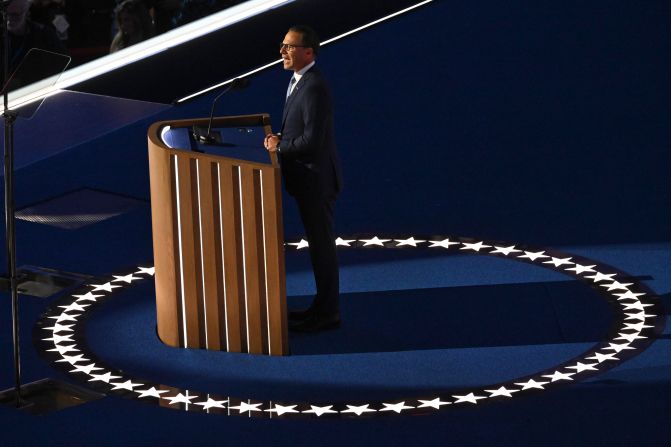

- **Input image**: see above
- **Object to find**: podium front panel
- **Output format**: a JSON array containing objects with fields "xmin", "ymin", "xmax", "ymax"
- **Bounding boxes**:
[{"xmin": 148, "ymin": 115, "xmax": 288, "ymax": 356}]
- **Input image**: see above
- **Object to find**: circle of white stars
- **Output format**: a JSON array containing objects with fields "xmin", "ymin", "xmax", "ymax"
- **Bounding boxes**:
[{"xmin": 35, "ymin": 236, "xmax": 664, "ymax": 419}]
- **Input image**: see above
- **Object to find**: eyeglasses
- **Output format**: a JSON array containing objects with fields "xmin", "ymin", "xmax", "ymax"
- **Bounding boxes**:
[{"xmin": 279, "ymin": 43, "xmax": 308, "ymax": 52}]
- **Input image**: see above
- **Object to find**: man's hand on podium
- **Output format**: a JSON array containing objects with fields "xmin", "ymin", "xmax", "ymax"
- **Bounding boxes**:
[{"xmin": 264, "ymin": 133, "xmax": 280, "ymax": 152}]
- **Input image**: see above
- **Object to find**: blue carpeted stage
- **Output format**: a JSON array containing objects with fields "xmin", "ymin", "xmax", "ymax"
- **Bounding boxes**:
[{"xmin": 1, "ymin": 0, "xmax": 670, "ymax": 445}]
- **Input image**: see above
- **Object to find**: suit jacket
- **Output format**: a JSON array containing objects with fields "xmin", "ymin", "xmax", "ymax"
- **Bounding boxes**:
[{"xmin": 279, "ymin": 66, "xmax": 343, "ymax": 198}]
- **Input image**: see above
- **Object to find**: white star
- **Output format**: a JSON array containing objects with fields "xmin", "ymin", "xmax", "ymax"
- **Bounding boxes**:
[
  {"xmin": 394, "ymin": 237, "xmax": 426, "ymax": 247},
  {"xmin": 485, "ymin": 386, "xmax": 519, "ymax": 397},
  {"xmin": 380, "ymin": 401, "xmax": 414, "ymax": 413},
  {"xmin": 542, "ymin": 257, "xmax": 573, "ymax": 267},
  {"xmin": 42, "ymin": 323, "xmax": 74, "ymax": 333},
  {"xmin": 88, "ymin": 372, "xmax": 122, "ymax": 383},
  {"xmin": 136, "ymin": 387, "xmax": 169, "ymax": 399},
  {"xmin": 90, "ymin": 282, "xmax": 121, "ymax": 293},
  {"xmin": 164, "ymin": 393, "xmax": 198, "ymax": 405},
  {"xmin": 228, "ymin": 401, "xmax": 263, "ymax": 413},
  {"xmin": 624, "ymin": 311, "xmax": 656, "ymax": 321},
  {"xmin": 584, "ymin": 272, "xmax": 617, "ymax": 283},
  {"xmin": 600, "ymin": 281, "xmax": 633, "ymax": 292},
  {"xmin": 586, "ymin": 352, "xmax": 620, "ymax": 363},
  {"xmin": 48, "ymin": 313, "xmax": 80, "ymax": 323},
  {"xmin": 135, "ymin": 266, "xmax": 155, "ymax": 276},
  {"xmin": 614, "ymin": 291, "xmax": 646, "ymax": 301},
  {"xmin": 614, "ymin": 332, "xmax": 647, "ymax": 343},
  {"xmin": 335, "ymin": 237, "xmax": 356, "ymax": 247},
  {"xmin": 72, "ymin": 292, "xmax": 103, "ymax": 302},
  {"xmin": 620, "ymin": 301, "xmax": 653, "ymax": 311},
  {"xmin": 302, "ymin": 405, "xmax": 337, "ymax": 416},
  {"xmin": 541, "ymin": 371, "xmax": 575, "ymax": 382},
  {"xmin": 265, "ymin": 404, "xmax": 299, "ymax": 416},
  {"xmin": 112, "ymin": 274, "xmax": 142, "ymax": 284},
  {"xmin": 287, "ymin": 239, "xmax": 309, "ymax": 249},
  {"xmin": 70, "ymin": 363, "xmax": 103, "ymax": 375},
  {"xmin": 56, "ymin": 354, "xmax": 89, "ymax": 364},
  {"xmin": 514, "ymin": 379, "xmax": 548, "ymax": 390},
  {"xmin": 47, "ymin": 344, "xmax": 79, "ymax": 355},
  {"xmin": 490, "ymin": 245, "xmax": 522, "ymax": 256},
  {"xmin": 603, "ymin": 342, "xmax": 635, "ymax": 353},
  {"xmin": 417, "ymin": 398, "xmax": 451, "ymax": 409},
  {"xmin": 460, "ymin": 241, "xmax": 492, "ymax": 252},
  {"xmin": 341, "ymin": 404, "xmax": 376, "ymax": 416},
  {"xmin": 452, "ymin": 393, "xmax": 487, "ymax": 404},
  {"xmin": 622, "ymin": 322, "xmax": 653, "ymax": 332},
  {"xmin": 518, "ymin": 251, "xmax": 549, "ymax": 261},
  {"xmin": 195, "ymin": 398, "xmax": 228, "ymax": 410},
  {"xmin": 42, "ymin": 333, "xmax": 75, "ymax": 344},
  {"xmin": 565, "ymin": 264, "xmax": 596, "ymax": 274},
  {"xmin": 58, "ymin": 302, "xmax": 90, "ymax": 313},
  {"xmin": 360, "ymin": 237, "xmax": 390, "ymax": 247},
  {"xmin": 428, "ymin": 238, "xmax": 460, "ymax": 249},
  {"xmin": 111, "ymin": 380, "xmax": 143, "ymax": 391},
  {"xmin": 566, "ymin": 362, "xmax": 599, "ymax": 373}
]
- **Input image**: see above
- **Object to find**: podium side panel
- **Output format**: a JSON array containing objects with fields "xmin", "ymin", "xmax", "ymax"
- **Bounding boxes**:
[{"xmin": 148, "ymin": 144, "xmax": 182, "ymax": 347}]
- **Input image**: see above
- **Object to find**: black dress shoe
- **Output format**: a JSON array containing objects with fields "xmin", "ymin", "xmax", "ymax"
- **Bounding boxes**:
[
  {"xmin": 288, "ymin": 307, "xmax": 314, "ymax": 322},
  {"xmin": 289, "ymin": 313, "xmax": 340, "ymax": 333}
]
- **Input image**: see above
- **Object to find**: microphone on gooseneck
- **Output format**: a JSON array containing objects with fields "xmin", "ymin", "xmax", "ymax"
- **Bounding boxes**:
[{"xmin": 197, "ymin": 77, "xmax": 251, "ymax": 144}]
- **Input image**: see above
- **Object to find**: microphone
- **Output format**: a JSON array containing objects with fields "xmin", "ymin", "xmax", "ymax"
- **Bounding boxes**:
[{"xmin": 196, "ymin": 77, "xmax": 251, "ymax": 144}]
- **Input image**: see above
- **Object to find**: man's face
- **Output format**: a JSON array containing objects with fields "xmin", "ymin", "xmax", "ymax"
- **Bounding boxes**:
[
  {"xmin": 7, "ymin": 0, "xmax": 31, "ymax": 34},
  {"xmin": 280, "ymin": 30, "xmax": 313, "ymax": 72}
]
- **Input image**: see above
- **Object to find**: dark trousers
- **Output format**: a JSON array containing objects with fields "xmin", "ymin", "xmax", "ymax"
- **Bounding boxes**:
[{"xmin": 294, "ymin": 191, "xmax": 339, "ymax": 315}]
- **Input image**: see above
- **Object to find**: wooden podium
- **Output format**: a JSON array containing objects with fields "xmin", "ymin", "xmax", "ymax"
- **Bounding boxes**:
[{"xmin": 147, "ymin": 114, "xmax": 288, "ymax": 356}]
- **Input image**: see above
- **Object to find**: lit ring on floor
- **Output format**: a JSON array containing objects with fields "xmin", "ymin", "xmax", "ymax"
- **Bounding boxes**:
[{"xmin": 34, "ymin": 235, "xmax": 666, "ymax": 418}]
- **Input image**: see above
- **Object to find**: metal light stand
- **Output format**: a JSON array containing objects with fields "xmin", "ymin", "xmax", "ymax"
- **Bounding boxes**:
[
  {"xmin": 0, "ymin": 3, "xmax": 105, "ymax": 413},
  {"xmin": 1, "ymin": 0, "xmax": 24, "ymax": 409}
]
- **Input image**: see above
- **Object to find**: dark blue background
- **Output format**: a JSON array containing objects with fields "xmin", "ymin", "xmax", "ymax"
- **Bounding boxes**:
[{"xmin": 189, "ymin": 0, "xmax": 670, "ymax": 246}]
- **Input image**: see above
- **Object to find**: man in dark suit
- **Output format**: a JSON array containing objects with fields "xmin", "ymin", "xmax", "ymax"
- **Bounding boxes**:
[{"xmin": 264, "ymin": 25, "xmax": 343, "ymax": 332}]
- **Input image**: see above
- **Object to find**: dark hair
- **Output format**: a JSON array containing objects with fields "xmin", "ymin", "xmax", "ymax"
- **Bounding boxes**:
[{"xmin": 289, "ymin": 25, "xmax": 320, "ymax": 56}]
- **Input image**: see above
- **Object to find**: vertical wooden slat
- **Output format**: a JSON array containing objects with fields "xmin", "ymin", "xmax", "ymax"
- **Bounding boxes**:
[
  {"xmin": 177, "ymin": 156, "xmax": 205, "ymax": 348},
  {"xmin": 170, "ymin": 156, "xmax": 185, "ymax": 347},
  {"xmin": 197, "ymin": 159, "xmax": 226, "ymax": 350},
  {"xmin": 261, "ymin": 167, "xmax": 288, "ymax": 355},
  {"xmin": 148, "ymin": 144, "xmax": 181, "ymax": 347},
  {"xmin": 240, "ymin": 167, "xmax": 267, "ymax": 354},
  {"xmin": 219, "ymin": 163, "xmax": 246, "ymax": 352}
]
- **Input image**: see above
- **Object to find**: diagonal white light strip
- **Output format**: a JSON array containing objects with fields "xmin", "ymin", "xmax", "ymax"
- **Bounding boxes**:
[
  {"xmin": 320, "ymin": 0, "xmax": 433, "ymax": 45},
  {"xmin": 7, "ymin": 0, "xmax": 295, "ymax": 111},
  {"xmin": 176, "ymin": 0, "xmax": 434, "ymax": 103}
]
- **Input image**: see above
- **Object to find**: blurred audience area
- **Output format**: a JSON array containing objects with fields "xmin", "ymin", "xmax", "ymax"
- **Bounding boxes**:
[{"xmin": 14, "ymin": 0, "xmax": 246, "ymax": 67}]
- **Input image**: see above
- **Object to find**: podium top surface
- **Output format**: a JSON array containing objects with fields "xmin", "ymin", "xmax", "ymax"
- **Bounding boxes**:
[{"xmin": 148, "ymin": 114, "xmax": 276, "ymax": 167}]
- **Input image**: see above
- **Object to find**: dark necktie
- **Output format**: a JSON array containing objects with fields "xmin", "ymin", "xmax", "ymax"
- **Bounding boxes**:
[{"xmin": 286, "ymin": 76, "xmax": 297, "ymax": 100}]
